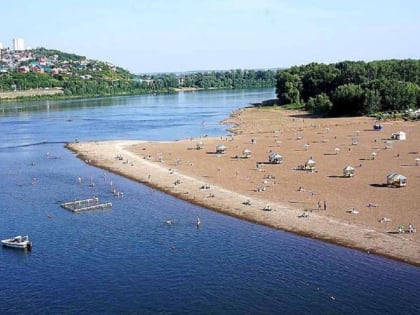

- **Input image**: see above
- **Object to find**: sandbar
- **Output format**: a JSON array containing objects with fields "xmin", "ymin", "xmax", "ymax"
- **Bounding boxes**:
[{"xmin": 67, "ymin": 107, "xmax": 420, "ymax": 266}]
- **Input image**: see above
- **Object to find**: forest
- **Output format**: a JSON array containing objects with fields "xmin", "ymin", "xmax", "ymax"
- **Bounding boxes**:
[
  {"xmin": 275, "ymin": 59, "xmax": 420, "ymax": 116},
  {"xmin": 0, "ymin": 69, "xmax": 277, "ymax": 99}
]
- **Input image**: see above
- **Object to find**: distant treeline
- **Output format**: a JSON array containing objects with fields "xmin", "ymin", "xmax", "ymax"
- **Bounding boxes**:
[
  {"xmin": 275, "ymin": 59, "xmax": 420, "ymax": 116},
  {"xmin": 0, "ymin": 70, "xmax": 277, "ymax": 99},
  {"xmin": 142, "ymin": 69, "xmax": 277, "ymax": 90}
]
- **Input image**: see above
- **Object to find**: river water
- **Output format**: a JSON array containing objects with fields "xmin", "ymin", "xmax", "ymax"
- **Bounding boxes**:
[{"xmin": 0, "ymin": 89, "xmax": 419, "ymax": 314}]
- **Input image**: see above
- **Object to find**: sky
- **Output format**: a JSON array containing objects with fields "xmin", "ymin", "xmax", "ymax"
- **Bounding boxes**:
[{"xmin": 1, "ymin": 0, "xmax": 420, "ymax": 73}]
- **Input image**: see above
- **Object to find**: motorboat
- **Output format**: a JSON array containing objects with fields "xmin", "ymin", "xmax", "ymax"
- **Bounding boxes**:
[{"xmin": 1, "ymin": 235, "xmax": 32, "ymax": 250}]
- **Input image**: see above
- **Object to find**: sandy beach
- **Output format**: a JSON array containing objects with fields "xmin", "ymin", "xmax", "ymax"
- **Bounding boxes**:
[
  {"xmin": 0, "ymin": 88, "xmax": 64, "ymax": 99},
  {"xmin": 67, "ymin": 106, "xmax": 420, "ymax": 266}
]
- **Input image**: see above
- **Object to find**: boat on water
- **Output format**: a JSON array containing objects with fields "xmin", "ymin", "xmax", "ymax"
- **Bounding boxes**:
[{"xmin": 1, "ymin": 235, "xmax": 32, "ymax": 250}]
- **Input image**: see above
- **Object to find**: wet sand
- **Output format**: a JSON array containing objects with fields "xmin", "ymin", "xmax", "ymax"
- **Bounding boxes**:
[{"xmin": 67, "ymin": 106, "xmax": 420, "ymax": 266}]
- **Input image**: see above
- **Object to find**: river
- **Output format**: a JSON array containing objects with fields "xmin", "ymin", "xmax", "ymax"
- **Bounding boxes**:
[{"xmin": 0, "ymin": 89, "xmax": 419, "ymax": 314}]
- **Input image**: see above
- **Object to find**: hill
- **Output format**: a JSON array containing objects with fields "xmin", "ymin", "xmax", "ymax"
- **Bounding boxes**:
[{"xmin": 0, "ymin": 47, "xmax": 277, "ymax": 100}]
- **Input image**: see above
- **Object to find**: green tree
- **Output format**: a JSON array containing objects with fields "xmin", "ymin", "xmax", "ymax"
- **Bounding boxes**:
[
  {"xmin": 331, "ymin": 84, "xmax": 365, "ymax": 116},
  {"xmin": 363, "ymin": 89, "xmax": 382, "ymax": 114},
  {"xmin": 305, "ymin": 93, "xmax": 332, "ymax": 114},
  {"xmin": 276, "ymin": 71, "xmax": 302, "ymax": 104}
]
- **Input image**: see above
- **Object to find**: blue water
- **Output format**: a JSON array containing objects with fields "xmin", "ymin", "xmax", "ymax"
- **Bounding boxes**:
[{"xmin": 0, "ymin": 89, "xmax": 419, "ymax": 314}]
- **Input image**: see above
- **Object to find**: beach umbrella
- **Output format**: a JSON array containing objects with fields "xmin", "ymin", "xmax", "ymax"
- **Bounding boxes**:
[
  {"xmin": 242, "ymin": 148, "xmax": 252, "ymax": 157},
  {"xmin": 196, "ymin": 141, "xmax": 204, "ymax": 150},
  {"xmin": 268, "ymin": 152, "xmax": 283, "ymax": 164},
  {"xmin": 304, "ymin": 158, "xmax": 316, "ymax": 170},
  {"xmin": 343, "ymin": 165, "xmax": 355, "ymax": 177},
  {"xmin": 216, "ymin": 144, "xmax": 227, "ymax": 154}
]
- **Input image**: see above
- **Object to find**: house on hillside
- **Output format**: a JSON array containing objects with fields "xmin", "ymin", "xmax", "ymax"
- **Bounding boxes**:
[
  {"xmin": 18, "ymin": 66, "xmax": 29, "ymax": 73},
  {"xmin": 50, "ymin": 68, "xmax": 60, "ymax": 75},
  {"xmin": 31, "ymin": 65, "xmax": 44, "ymax": 73}
]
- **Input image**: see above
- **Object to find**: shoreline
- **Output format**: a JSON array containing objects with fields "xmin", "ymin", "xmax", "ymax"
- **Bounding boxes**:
[{"xmin": 66, "ymin": 107, "xmax": 420, "ymax": 266}]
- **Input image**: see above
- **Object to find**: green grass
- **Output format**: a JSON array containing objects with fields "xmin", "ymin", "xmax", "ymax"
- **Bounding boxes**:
[{"xmin": 282, "ymin": 103, "xmax": 305, "ymax": 110}]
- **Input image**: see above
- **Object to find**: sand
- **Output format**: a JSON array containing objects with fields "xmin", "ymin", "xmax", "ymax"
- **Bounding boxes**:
[
  {"xmin": 0, "ymin": 88, "xmax": 64, "ymax": 99},
  {"xmin": 67, "ymin": 106, "xmax": 420, "ymax": 266}
]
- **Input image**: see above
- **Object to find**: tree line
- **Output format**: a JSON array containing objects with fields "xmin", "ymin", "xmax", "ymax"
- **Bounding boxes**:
[
  {"xmin": 275, "ymin": 59, "xmax": 420, "ymax": 116},
  {"xmin": 137, "ymin": 69, "xmax": 276, "ymax": 90},
  {"xmin": 0, "ymin": 69, "xmax": 277, "ymax": 99}
]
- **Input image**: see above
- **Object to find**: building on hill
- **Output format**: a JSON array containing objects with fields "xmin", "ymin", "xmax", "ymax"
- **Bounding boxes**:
[
  {"xmin": 13, "ymin": 38, "xmax": 25, "ymax": 51},
  {"xmin": 18, "ymin": 66, "xmax": 29, "ymax": 73},
  {"xmin": 32, "ymin": 65, "xmax": 44, "ymax": 73}
]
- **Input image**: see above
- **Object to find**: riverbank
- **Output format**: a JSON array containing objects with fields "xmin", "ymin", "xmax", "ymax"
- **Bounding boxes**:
[
  {"xmin": 67, "ymin": 106, "xmax": 420, "ymax": 266},
  {"xmin": 0, "ymin": 87, "xmax": 64, "ymax": 99}
]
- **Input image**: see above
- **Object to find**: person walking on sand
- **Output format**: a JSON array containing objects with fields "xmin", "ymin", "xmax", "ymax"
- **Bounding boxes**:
[
  {"xmin": 317, "ymin": 200, "xmax": 321, "ymax": 210},
  {"xmin": 324, "ymin": 200, "xmax": 327, "ymax": 210},
  {"xmin": 408, "ymin": 223, "xmax": 415, "ymax": 233}
]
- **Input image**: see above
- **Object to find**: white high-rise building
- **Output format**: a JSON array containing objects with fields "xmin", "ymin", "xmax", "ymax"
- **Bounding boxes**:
[
  {"xmin": 0, "ymin": 42, "xmax": 3, "ymax": 49},
  {"xmin": 13, "ymin": 38, "xmax": 25, "ymax": 51}
]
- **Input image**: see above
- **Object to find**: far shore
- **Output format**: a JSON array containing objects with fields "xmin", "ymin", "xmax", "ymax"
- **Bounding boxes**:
[
  {"xmin": 0, "ymin": 87, "xmax": 64, "ymax": 99},
  {"xmin": 0, "ymin": 86, "xmax": 222, "ymax": 103},
  {"xmin": 67, "ymin": 106, "xmax": 420, "ymax": 266}
]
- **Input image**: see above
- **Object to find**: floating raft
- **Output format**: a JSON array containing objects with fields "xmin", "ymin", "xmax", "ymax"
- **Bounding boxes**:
[{"xmin": 60, "ymin": 197, "xmax": 112, "ymax": 213}]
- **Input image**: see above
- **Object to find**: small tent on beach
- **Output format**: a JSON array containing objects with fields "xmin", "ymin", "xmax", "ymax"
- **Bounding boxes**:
[
  {"xmin": 242, "ymin": 148, "xmax": 252, "ymax": 158},
  {"xmin": 387, "ymin": 173, "xmax": 407, "ymax": 187},
  {"xmin": 268, "ymin": 152, "xmax": 283, "ymax": 164},
  {"xmin": 304, "ymin": 158, "xmax": 316, "ymax": 171},
  {"xmin": 391, "ymin": 131, "xmax": 406, "ymax": 140},
  {"xmin": 343, "ymin": 165, "xmax": 355, "ymax": 177},
  {"xmin": 215, "ymin": 144, "xmax": 227, "ymax": 154},
  {"xmin": 196, "ymin": 141, "xmax": 204, "ymax": 150},
  {"xmin": 373, "ymin": 124, "xmax": 383, "ymax": 131}
]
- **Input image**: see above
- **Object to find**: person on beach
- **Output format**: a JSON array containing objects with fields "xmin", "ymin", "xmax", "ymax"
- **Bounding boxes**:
[
  {"xmin": 408, "ymin": 223, "xmax": 416, "ymax": 233},
  {"xmin": 324, "ymin": 200, "xmax": 327, "ymax": 210}
]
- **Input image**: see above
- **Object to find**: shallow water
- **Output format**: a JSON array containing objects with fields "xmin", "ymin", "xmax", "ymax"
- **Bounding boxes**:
[{"xmin": 0, "ymin": 89, "xmax": 419, "ymax": 314}]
